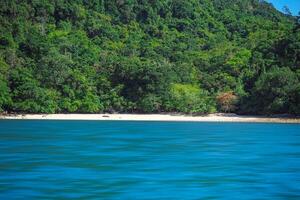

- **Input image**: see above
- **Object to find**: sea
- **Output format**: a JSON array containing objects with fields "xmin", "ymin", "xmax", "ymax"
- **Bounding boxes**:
[{"xmin": 0, "ymin": 120, "xmax": 300, "ymax": 199}]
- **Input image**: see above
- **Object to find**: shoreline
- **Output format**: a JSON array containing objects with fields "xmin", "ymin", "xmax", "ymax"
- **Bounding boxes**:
[{"xmin": 1, "ymin": 113, "xmax": 300, "ymax": 123}]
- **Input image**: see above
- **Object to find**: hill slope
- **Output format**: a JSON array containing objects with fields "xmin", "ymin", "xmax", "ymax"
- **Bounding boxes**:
[{"xmin": 0, "ymin": 0, "xmax": 299, "ymax": 114}]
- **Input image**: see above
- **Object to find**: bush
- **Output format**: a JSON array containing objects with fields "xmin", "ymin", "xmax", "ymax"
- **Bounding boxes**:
[
  {"xmin": 167, "ymin": 84, "xmax": 215, "ymax": 114},
  {"xmin": 216, "ymin": 91, "xmax": 238, "ymax": 113},
  {"xmin": 252, "ymin": 67, "xmax": 300, "ymax": 114},
  {"xmin": 138, "ymin": 94, "xmax": 161, "ymax": 113}
]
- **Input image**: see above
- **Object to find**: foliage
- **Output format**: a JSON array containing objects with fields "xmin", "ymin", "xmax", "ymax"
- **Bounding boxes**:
[
  {"xmin": 251, "ymin": 67, "xmax": 300, "ymax": 114},
  {"xmin": 138, "ymin": 94, "xmax": 162, "ymax": 113},
  {"xmin": 0, "ymin": 0, "xmax": 299, "ymax": 114},
  {"xmin": 216, "ymin": 91, "xmax": 238, "ymax": 113},
  {"xmin": 167, "ymin": 84, "xmax": 215, "ymax": 114},
  {"xmin": 9, "ymin": 67, "xmax": 59, "ymax": 113},
  {"xmin": 0, "ymin": 59, "xmax": 11, "ymax": 111}
]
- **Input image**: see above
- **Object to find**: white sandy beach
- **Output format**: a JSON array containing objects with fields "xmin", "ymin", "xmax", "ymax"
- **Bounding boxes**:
[{"xmin": 1, "ymin": 113, "xmax": 300, "ymax": 123}]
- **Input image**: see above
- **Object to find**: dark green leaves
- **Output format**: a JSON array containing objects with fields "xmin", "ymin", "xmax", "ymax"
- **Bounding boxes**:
[{"xmin": 0, "ymin": 0, "xmax": 299, "ymax": 114}]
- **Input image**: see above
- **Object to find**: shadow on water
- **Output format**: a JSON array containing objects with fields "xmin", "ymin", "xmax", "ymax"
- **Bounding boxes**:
[{"xmin": 0, "ymin": 120, "xmax": 300, "ymax": 199}]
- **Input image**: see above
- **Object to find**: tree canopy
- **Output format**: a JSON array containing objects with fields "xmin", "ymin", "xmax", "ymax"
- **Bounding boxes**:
[{"xmin": 0, "ymin": 0, "xmax": 299, "ymax": 115}]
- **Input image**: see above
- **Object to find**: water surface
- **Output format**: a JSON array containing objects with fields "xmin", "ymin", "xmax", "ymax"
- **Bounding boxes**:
[{"xmin": 0, "ymin": 120, "xmax": 300, "ymax": 199}]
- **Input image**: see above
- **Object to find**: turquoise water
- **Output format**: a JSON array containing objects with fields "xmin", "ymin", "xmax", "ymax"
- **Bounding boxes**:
[{"xmin": 0, "ymin": 121, "xmax": 300, "ymax": 199}]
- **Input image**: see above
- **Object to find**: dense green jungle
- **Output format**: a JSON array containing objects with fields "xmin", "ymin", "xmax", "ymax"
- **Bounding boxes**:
[{"xmin": 0, "ymin": 0, "xmax": 299, "ymax": 114}]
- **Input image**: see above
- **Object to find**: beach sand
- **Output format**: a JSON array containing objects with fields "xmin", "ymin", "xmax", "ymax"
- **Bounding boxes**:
[{"xmin": 1, "ymin": 113, "xmax": 299, "ymax": 123}]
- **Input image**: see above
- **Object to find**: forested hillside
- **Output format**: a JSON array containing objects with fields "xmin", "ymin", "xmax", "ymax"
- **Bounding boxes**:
[{"xmin": 0, "ymin": 0, "xmax": 299, "ymax": 114}]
